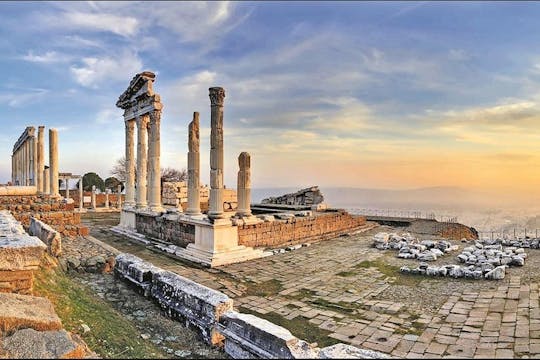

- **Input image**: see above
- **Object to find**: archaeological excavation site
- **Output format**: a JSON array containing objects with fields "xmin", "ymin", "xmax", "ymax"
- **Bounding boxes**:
[{"xmin": 1, "ymin": 70, "xmax": 539, "ymax": 360}]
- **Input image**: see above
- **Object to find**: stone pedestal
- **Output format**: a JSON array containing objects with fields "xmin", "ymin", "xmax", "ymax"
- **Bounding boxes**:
[
  {"xmin": 176, "ymin": 218, "xmax": 268, "ymax": 267},
  {"xmin": 118, "ymin": 208, "xmax": 137, "ymax": 230}
]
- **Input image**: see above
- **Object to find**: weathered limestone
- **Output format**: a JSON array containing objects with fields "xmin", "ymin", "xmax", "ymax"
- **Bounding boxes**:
[
  {"xmin": 0, "ymin": 186, "xmax": 37, "ymax": 196},
  {"xmin": 2, "ymin": 328, "xmax": 88, "ymax": 359},
  {"xmin": 236, "ymin": 152, "xmax": 252, "ymax": 217},
  {"xmin": 261, "ymin": 186, "xmax": 325, "ymax": 207},
  {"xmin": 124, "ymin": 119, "xmax": 136, "ymax": 207},
  {"xmin": 136, "ymin": 115, "xmax": 149, "ymax": 209},
  {"xmin": 29, "ymin": 217, "xmax": 62, "ymax": 257},
  {"xmin": 91, "ymin": 186, "xmax": 96, "ymax": 210},
  {"xmin": 186, "ymin": 112, "xmax": 201, "ymax": 215},
  {"xmin": 43, "ymin": 166, "xmax": 50, "ymax": 195},
  {"xmin": 49, "ymin": 129, "xmax": 59, "ymax": 197},
  {"xmin": 0, "ymin": 293, "xmax": 62, "ymax": 333},
  {"xmin": 117, "ymin": 71, "xmax": 163, "ymax": 212},
  {"xmin": 37, "ymin": 126, "xmax": 45, "ymax": 193},
  {"xmin": 208, "ymin": 87, "xmax": 226, "ymax": 220}
]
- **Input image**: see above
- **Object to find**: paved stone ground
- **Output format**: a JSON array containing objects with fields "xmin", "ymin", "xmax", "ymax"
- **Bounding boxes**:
[{"xmin": 82, "ymin": 212, "xmax": 540, "ymax": 358}]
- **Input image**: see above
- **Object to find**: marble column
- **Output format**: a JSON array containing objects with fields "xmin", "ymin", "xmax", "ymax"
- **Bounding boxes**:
[
  {"xmin": 208, "ymin": 87, "xmax": 226, "ymax": 220},
  {"xmin": 49, "ymin": 129, "xmax": 59, "ymax": 197},
  {"xmin": 22, "ymin": 142, "xmax": 27, "ymax": 185},
  {"xmin": 136, "ymin": 116, "xmax": 149, "ymax": 209},
  {"xmin": 236, "ymin": 152, "xmax": 252, "ymax": 217},
  {"xmin": 105, "ymin": 190, "xmax": 110, "ymax": 208},
  {"xmin": 79, "ymin": 178, "xmax": 83, "ymax": 210},
  {"xmin": 11, "ymin": 154, "xmax": 14, "ymax": 185},
  {"xmin": 91, "ymin": 185, "xmax": 96, "ymax": 209},
  {"xmin": 25, "ymin": 140, "xmax": 30, "ymax": 186},
  {"xmin": 43, "ymin": 167, "xmax": 50, "ymax": 195},
  {"xmin": 31, "ymin": 136, "xmax": 37, "ymax": 186},
  {"xmin": 117, "ymin": 185, "xmax": 122, "ymax": 208},
  {"xmin": 124, "ymin": 120, "xmax": 136, "ymax": 207},
  {"xmin": 65, "ymin": 178, "xmax": 70, "ymax": 200},
  {"xmin": 37, "ymin": 126, "xmax": 45, "ymax": 192},
  {"xmin": 148, "ymin": 110, "xmax": 162, "ymax": 212},
  {"xmin": 186, "ymin": 112, "xmax": 201, "ymax": 215}
]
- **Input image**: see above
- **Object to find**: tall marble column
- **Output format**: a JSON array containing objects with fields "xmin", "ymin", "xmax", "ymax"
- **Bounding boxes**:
[
  {"xmin": 43, "ymin": 167, "xmax": 50, "ymax": 195},
  {"xmin": 25, "ymin": 140, "xmax": 30, "ymax": 186},
  {"xmin": 11, "ymin": 154, "xmax": 14, "ymax": 185},
  {"xmin": 148, "ymin": 110, "xmax": 162, "ymax": 212},
  {"xmin": 91, "ymin": 185, "xmax": 96, "ymax": 209},
  {"xmin": 37, "ymin": 126, "xmax": 45, "ymax": 192},
  {"xmin": 49, "ymin": 129, "xmax": 59, "ymax": 197},
  {"xmin": 186, "ymin": 112, "xmax": 201, "ymax": 215},
  {"xmin": 208, "ymin": 87, "xmax": 226, "ymax": 220},
  {"xmin": 124, "ymin": 120, "xmax": 136, "ymax": 207},
  {"xmin": 79, "ymin": 178, "xmax": 83, "ymax": 210},
  {"xmin": 65, "ymin": 178, "xmax": 70, "ymax": 200},
  {"xmin": 236, "ymin": 152, "xmax": 252, "ymax": 217},
  {"xmin": 31, "ymin": 136, "xmax": 37, "ymax": 186},
  {"xmin": 22, "ymin": 142, "xmax": 27, "ymax": 185},
  {"xmin": 136, "ymin": 116, "xmax": 149, "ymax": 209}
]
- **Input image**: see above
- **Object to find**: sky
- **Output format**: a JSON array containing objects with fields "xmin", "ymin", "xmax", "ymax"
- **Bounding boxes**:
[{"xmin": 1, "ymin": 1, "xmax": 540, "ymax": 196}]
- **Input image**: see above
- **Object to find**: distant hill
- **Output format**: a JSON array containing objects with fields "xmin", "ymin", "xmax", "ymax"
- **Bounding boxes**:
[{"xmin": 252, "ymin": 186, "xmax": 538, "ymax": 211}]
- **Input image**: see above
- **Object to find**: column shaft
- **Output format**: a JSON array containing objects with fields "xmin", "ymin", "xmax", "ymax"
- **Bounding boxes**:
[
  {"xmin": 124, "ymin": 120, "xmax": 136, "ymax": 207},
  {"xmin": 236, "ymin": 152, "xmax": 252, "ymax": 217},
  {"xmin": 186, "ymin": 112, "xmax": 201, "ymax": 215},
  {"xmin": 43, "ymin": 168, "xmax": 50, "ymax": 195},
  {"xmin": 136, "ymin": 116, "xmax": 149, "ymax": 208},
  {"xmin": 49, "ymin": 129, "xmax": 59, "ymax": 197},
  {"xmin": 79, "ymin": 178, "xmax": 83, "ymax": 210},
  {"xmin": 208, "ymin": 87, "xmax": 226, "ymax": 219},
  {"xmin": 37, "ymin": 126, "xmax": 45, "ymax": 192},
  {"xmin": 31, "ymin": 136, "xmax": 37, "ymax": 186},
  {"xmin": 148, "ymin": 111, "xmax": 162, "ymax": 211},
  {"xmin": 65, "ymin": 178, "xmax": 70, "ymax": 199},
  {"xmin": 91, "ymin": 185, "xmax": 96, "ymax": 209}
]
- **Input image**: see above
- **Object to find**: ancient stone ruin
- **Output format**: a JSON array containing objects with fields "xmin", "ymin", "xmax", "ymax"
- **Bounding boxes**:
[{"xmin": 261, "ymin": 185, "xmax": 325, "ymax": 208}]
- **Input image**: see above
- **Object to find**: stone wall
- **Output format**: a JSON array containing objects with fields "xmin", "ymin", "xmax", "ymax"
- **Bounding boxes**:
[
  {"xmin": 0, "ymin": 194, "xmax": 88, "ymax": 237},
  {"xmin": 261, "ymin": 186, "xmax": 324, "ymax": 206},
  {"xmin": 29, "ymin": 218, "xmax": 62, "ymax": 257},
  {"xmin": 135, "ymin": 213, "xmax": 196, "ymax": 247},
  {"xmin": 238, "ymin": 210, "xmax": 367, "ymax": 248}
]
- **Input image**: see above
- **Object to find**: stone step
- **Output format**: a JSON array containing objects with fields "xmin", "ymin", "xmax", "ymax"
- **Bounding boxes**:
[
  {"xmin": 0, "ymin": 293, "xmax": 62, "ymax": 334},
  {"xmin": 1, "ymin": 328, "xmax": 89, "ymax": 359}
]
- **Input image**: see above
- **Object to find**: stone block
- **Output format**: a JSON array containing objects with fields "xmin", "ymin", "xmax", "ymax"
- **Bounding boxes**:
[
  {"xmin": 1, "ymin": 328, "xmax": 88, "ymax": 359},
  {"xmin": 319, "ymin": 343, "xmax": 390, "ymax": 358},
  {"xmin": 151, "ymin": 270, "xmax": 233, "ymax": 345},
  {"xmin": 28, "ymin": 217, "xmax": 61, "ymax": 257},
  {"xmin": 0, "ymin": 293, "xmax": 62, "ymax": 333},
  {"xmin": 219, "ymin": 311, "xmax": 319, "ymax": 359},
  {"xmin": 114, "ymin": 253, "xmax": 162, "ymax": 297}
]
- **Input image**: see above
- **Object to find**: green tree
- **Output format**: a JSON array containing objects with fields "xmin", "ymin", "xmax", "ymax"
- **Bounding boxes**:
[
  {"xmin": 105, "ymin": 176, "xmax": 123, "ymax": 192},
  {"xmin": 81, "ymin": 172, "xmax": 105, "ymax": 192}
]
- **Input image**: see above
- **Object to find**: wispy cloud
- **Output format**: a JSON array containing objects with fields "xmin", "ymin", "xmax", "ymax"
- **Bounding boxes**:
[
  {"xmin": 20, "ymin": 50, "xmax": 70, "ymax": 63},
  {"xmin": 0, "ymin": 88, "xmax": 49, "ymax": 107}
]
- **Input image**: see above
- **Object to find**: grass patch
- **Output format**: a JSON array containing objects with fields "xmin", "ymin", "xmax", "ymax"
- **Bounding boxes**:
[
  {"xmin": 244, "ymin": 279, "xmax": 283, "ymax": 297},
  {"xmin": 336, "ymin": 271, "xmax": 356, "ymax": 277},
  {"xmin": 238, "ymin": 306, "xmax": 339, "ymax": 348},
  {"xmin": 34, "ymin": 266, "xmax": 168, "ymax": 359},
  {"xmin": 354, "ymin": 259, "xmax": 422, "ymax": 286}
]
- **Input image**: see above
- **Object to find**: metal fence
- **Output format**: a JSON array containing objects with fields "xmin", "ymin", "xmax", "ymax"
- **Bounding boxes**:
[
  {"xmin": 477, "ymin": 229, "xmax": 540, "ymax": 241},
  {"xmin": 347, "ymin": 208, "xmax": 459, "ymax": 223}
]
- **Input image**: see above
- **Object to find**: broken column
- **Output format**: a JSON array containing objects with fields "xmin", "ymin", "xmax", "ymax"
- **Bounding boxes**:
[
  {"xmin": 43, "ymin": 167, "xmax": 50, "ymax": 195},
  {"xmin": 105, "ymin": 190, "xmax": 110, "ymax": 209},
  {"xmin": 136, "ymin": 116, "xmax": 148, "ymax": 209},
  {"xmin": 208, "ymin": 87, "xmax": 226, "ymax": 220},
  {"xmin": 37, "ymin": 126, "xmax": 45, "ymax": 193},
  {"xmin": 236, "ymin": 152, "xmax": 252, "ymax": 217},
  {"xmin": 49, "ymin": 129, "xmax": 59, "ymax": 197},
  {"xmin": 186, "ymin": 112, "xmax": 201, "ymax": 216},
  {"xmin": 91, "ymin": 186, "xmax": 96, "ymax": 210},
  {"xmin": 79, "ymin": 178, "xmax": 83, "ymax": 210},
  {"xmin": 124, "ymin": 119, "xmax": 136, "ymax": 207}
]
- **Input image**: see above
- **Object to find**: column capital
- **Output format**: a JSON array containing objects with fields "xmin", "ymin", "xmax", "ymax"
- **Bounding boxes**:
[{"xmin": 209, "ymin": 87, "xmax": 225, "ymax": 107}]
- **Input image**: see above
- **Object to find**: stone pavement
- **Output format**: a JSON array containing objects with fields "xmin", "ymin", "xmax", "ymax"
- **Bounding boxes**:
[{"xmin": 83, "ymin": 213, "xmax": 540, "ymax": 358}]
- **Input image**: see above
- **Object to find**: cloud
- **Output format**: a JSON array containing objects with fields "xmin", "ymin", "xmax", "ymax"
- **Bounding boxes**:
[
  {"xmin": 21, "ymin": 50, "xmax": 69, "ymax": 63},
  {"xmin": 59, "ymin": 11, "xmax": 139, "ymax": 37},
  {"xmin": 95, "ymin": 107, "xmax": 122, "ymax": 124},
  {"xmin": 0, "ymin": 88, "xmax": 49, "ymax": 107},
  {"xmin": 69, "ymin": 51, "xmax": 143, "ymax": 88}
]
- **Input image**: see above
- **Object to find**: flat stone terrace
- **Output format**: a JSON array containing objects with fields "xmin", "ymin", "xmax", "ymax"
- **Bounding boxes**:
[{"xmin": 84, "ymin": 212, "xmax": 540, "ymax": 358}]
